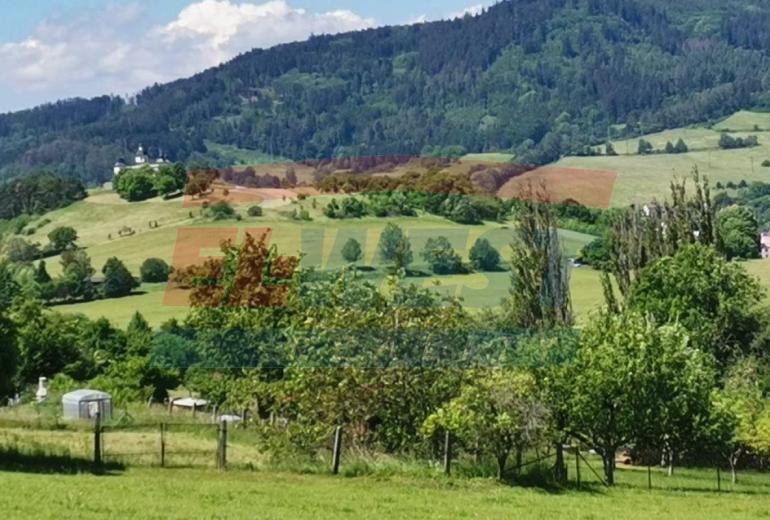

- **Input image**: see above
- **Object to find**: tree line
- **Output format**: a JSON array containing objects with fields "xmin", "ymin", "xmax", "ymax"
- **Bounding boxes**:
[{"xmin": 5, "ymin": 1, "xmax": 770, "ymax": 182}]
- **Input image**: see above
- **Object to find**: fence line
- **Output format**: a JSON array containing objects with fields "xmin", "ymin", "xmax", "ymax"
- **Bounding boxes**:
[{"xmin": 0, "ymin": 419, "xmax": 767, "ymax": 495}]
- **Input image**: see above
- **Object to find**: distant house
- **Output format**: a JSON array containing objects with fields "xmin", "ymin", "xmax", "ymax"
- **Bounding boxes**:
[
  {"xmin": 761, "ymin": 232, "xmax": 770, "ymax": 259},
  {"xmin": 113, "ymin": 145, "xmax": 168, "ymax": 176}
]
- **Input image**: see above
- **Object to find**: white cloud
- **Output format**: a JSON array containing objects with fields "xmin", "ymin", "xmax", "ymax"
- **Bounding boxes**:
[
  {"xmin": 447, "ymin": 2, "xmax": 493, "ymax": 20},
  {"xmin": 447, "ymin": 3, "xmax": 490, "ymax": 20},
  {"xmin": 406, "ymin": 14, "xmax": 428, "ymax": 25},
  {"xmin": 0, "ymin": 1, "xmax": 374, "ymax": 112},
  {"xmin": 402, "ymin": 2, "xmax": 493, "ymax": 26}
]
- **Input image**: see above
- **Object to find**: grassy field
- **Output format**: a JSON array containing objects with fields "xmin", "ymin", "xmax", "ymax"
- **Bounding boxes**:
[
  {"xmin": 520, "ymin": 111, "xmax": 770, "ymax": 207},
  {"xmin": 34, "ymin": 187, "xmax": 770, "ymax": 329},
  {"xmin": 31, "ymin": 191, "xmax": 595, "ymax": 275},
  {"xmin": 1, "ymin": 461, "xmax": 769, "ymax": 519},
  {"xmin": 461, "ymin": 152, "xmax": 516, "ymax": 163},
  {"xmin": 26, "ymin": 189, "xmax": 604, "ymax": 327},
  {"xmin": 714, "ymin": 110, "xmax": 770, "ymax": 131},
  {"xmin": 1, "ymin": 402, "xmax": 768, "ymax": 519},
  {"xmin": 53, "ymin": 269, "xmax": 606, "ymax": 329}
]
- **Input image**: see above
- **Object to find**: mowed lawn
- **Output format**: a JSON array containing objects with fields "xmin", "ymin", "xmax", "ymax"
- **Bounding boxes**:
[{"xmin": 1, "ymin": 464, "xmax": 769, "ymax": 520}]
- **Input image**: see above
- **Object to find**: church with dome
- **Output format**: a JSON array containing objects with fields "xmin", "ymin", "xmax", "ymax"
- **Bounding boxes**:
[{"xmin": 113, "ymin": 145, "xmax": 169, "ymax": 176}]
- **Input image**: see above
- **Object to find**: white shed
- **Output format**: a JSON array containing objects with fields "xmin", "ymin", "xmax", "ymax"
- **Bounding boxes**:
[{"xmin": 62, "ymin": 389, "xmax": 112, "ymax": 420}]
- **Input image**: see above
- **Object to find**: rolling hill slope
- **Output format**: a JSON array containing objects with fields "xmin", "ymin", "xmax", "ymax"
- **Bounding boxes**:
[
  {"xmin": 499, "ymin": 111, "xmax": 770, "ymax": 207},
  {"xmin": 26, "ymin": 187, "xmax": 599, "ymax": 327},
  {"xmin": 4, "ymin": 0, "xmax": 770, "ymax": 183}
]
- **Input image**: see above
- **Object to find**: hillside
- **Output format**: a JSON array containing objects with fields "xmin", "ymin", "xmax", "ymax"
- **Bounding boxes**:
[
  {"xmin": 24, "ymin": 188, "xmax": 599, "ymax": 327},
  {"xmin": 4, "ymin": 0, "xmax": 770, "ymax": 183},
  {"xmin": 499, "ymin": 111, "xmax": 770, "ymax": 207}
]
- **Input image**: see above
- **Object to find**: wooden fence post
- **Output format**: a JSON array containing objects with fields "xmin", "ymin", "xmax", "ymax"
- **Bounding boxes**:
[
  {"xmin": 647, "ymin": 466, "xmax": 652, "ymax": 491},
  {"xmin": 160, "ymin": 423, "xmax": 166, "ymax": 468},
  {"xmin": 332, "ymin": 426, "xmax": 343, "ymax": 475},
  {"xmin": 93, "ymin": 411, "xmax": 102, "ymax": 466},
  {"xmin": 217, "ymin": 420, "xmax": 227, "ymax": 470},
  {"xmin": 443, "ymin": 430, "xmax": 453, "ymax": 476},
  {"xmin": 575, "ymin": 447, "xmax": 581, "ymax": 488}
]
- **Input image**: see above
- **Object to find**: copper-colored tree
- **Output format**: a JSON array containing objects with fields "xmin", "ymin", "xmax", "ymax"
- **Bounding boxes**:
[{"xmin": 171, "ymin": 232, "xmax": 299, "ymax": 308}]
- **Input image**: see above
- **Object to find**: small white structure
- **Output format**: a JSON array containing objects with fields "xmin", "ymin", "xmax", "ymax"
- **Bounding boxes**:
[
  {"xmin": 35, "ymin": 377, "xmax": 48, "ymax": 403},
  {"xmin": 113, "ymin": 145, "xmax": 168, "ymax": 176},
  {"xmin": 169, "ymin": 397, "xmax": 208, "ymax": 414},
  {"xmin": 62, "ymin": 389, "xmax": 112, "ymax": 420},
  {"xmin": 217, "ymin": 414, "xmax": 243, "ymax": 424},
  {"xmin": 134, "ymin": 145, "xmax": 148, "ymax": 165},
  {"xmin": 761, "ymin": 232, "xmax": 770, "ymax": 259}
]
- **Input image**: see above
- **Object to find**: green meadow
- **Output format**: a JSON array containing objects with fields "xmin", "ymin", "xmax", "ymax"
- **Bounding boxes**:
[
  {"xmin": 32, "ymin": 190, "xmax": 605, "ymax": 327},
  {"xmin": 30, "ymin": 184, "xmax": 770, "ymax": 329},
  {"xmin": 0, "ymin": 462, "xmax": 768, "ymax": 519},
  {"xmin": 553, "ymin": 111, "xmax": 770, "ymax": 207}
]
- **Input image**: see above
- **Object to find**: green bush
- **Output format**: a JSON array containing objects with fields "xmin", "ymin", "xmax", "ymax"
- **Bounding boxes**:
[
  {"xmin": 248, "ymin": 205, "xmax": 263, "ymax": 217},
  {"xmin": 422, "ymin": 236, "xmax": 463, "ymax": 274},
  {"xmin": 469, "ymin": 238, "xmax": 501, "ymax": 271},
  {"xmin": 101, "ymin": 257, "xmax": 139, "ymax": 298},
  {"xmin": 341, "ymin": 238, "xmax": 363, "ymax": 264},
  {"xmin": 114, "ymin": 168, "xmax": 156, "ymax": 202},
  {"xmin": 207, "ymin": 201, "xmax": 236, "ymax": 220},
  {"xmin": 140, "ymin": 258, "xmax": 171, "ymax": 283}
]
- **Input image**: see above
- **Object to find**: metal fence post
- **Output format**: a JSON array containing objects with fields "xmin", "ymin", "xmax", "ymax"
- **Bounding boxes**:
[
  {"xmin": 332, "ymin": 426, "xmax": 343, "ymax": 475},
  {"xmin": 443, "ymin": 430, "xmax": 452, "ymax": 476}
]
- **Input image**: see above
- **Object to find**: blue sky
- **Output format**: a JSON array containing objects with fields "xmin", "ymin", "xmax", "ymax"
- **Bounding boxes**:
[{"xmin": 0, "ymin": 1, "xmax": 490, "ymax": 112}]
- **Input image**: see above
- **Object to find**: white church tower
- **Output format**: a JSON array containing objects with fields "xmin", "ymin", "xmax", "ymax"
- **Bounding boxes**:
[{"xmin": 134, "ymin": 145, "xmax": 148, "ymax": 165}]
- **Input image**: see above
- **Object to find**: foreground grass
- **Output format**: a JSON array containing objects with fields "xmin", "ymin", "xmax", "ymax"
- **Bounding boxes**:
[
  {"xmin": 1, "ymin": 405, "xmax": 769, "ymax": 518},
  {"xmin": 1, "ymin": 463, "xmax": 769, "ymax": 519}
]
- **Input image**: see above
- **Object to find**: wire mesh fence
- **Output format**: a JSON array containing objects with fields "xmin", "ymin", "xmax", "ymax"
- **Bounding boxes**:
[{"xmin": 1, "ymin": 417, "xmax": 770, "ymax": 496}]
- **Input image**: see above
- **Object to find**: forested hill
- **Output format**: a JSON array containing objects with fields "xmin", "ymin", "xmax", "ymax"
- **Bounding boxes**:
[{"xmin": 4, "ymin": 0, "xmax": 770, "ymax": 184}]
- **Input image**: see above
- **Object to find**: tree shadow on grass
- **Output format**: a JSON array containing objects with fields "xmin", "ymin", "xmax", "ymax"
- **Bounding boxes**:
[
  {"xmin": 0, "ymin": 448, "xmax": 124, "ymax": 476},
  {"xmin": 404, "ymin": 269, "xmax": 432, "ymax": 278},
  {"xmin": 496, "ymin": 474, "xmax": 607, "ymax": 495},
  {"xmin": 615, "ymin": 482, "xmax": 770, "ymax": 496}
]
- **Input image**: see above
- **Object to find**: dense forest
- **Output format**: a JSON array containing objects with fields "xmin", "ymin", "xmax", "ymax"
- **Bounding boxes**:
[{"xmin": 4, "ymin": 0, "xmax": 770, "ymax": 183}]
